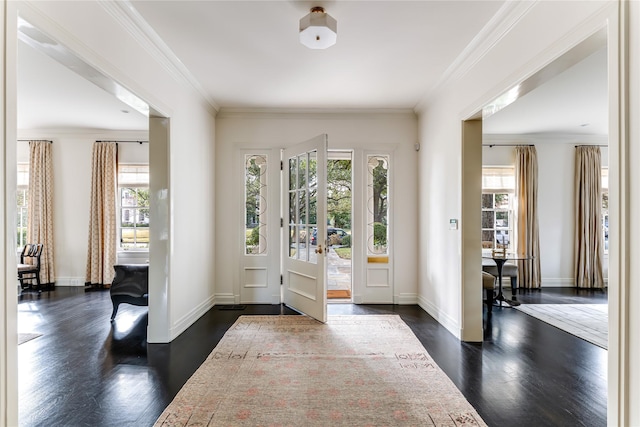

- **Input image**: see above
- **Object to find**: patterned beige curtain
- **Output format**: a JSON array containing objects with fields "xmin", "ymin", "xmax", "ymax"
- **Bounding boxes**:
[
  {"xmin": 27, "ymin": 140, "xmax": 55, "ymax": 285},
  {"xmin": 85, "ymin": 142, "xmax": 117, "ymax": 287},
  {"xmin": 515, "ymin": 146, "xmax": 541, "ymax": 288},
  {"xmin": 574, "ymin": 146, "xmax": 605, "ymax": 288}
]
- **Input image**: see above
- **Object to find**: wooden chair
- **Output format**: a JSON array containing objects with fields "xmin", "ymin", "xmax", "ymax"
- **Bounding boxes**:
[{"xmin": 18, "ymin": 243, "xmax": 44, "ymax": 292}]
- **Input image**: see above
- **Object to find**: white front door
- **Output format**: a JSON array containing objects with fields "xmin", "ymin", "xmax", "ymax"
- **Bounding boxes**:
[{"xmin": 283, "ymin": 135, "xmax": 328, "ymax": 322}]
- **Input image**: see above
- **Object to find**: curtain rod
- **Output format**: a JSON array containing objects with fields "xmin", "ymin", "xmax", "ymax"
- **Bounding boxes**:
[
  {"xmin": 575, "ymin": 144, "xmax": 607, "ymax": 147},
  {"xmin": 96, "ymin": 140, "xmax": 148, "ymax": 144},
  {"xmin": 482, "ymin": 144, "xmax": 534, "ymax": 147},
  {"xmin": 17, "ymin": 139, "xmax": 52, "ymax": 143}
]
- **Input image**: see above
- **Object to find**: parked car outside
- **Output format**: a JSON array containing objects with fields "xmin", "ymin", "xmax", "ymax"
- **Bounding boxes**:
[{"xmin": 311, "ymin": 227, "xmax": 349, "ymax": 246}]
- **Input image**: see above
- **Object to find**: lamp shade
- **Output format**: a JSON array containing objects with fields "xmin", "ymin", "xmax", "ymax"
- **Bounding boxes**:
[{"xmin": 299, "ymin": 7, "xmax": 337, "ymax": 49}]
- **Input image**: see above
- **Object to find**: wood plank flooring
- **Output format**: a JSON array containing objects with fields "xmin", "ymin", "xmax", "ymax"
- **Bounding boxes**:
[{"xmin": 17, "ymin": 287, "xmax": 607, "ymax": 426}]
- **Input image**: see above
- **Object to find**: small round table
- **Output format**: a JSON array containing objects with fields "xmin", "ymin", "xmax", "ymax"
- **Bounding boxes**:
[{"xmin": 482, "ymin": 254, "xmax": 533, "ymax": 307}]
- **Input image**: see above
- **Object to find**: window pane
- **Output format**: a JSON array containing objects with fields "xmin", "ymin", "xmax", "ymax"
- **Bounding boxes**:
[
  {"xmin": 134, "ymin": 228, "xmax": 149, "ymax": 247},
  {"xmin": 482, "ymin": 230, "xmax": 495, "ymax": 249},
  {"xmin": 495, "ymin": 211, "xmax": 509, "ymax": 228},
  {"xmin": 481, "ymin": 194, "xmax": 493, "ymax": 209},
  {"xmin": 481, "ymin": 211, "xmax": 494, "ymax": 229},
  {"xmin": 496, "ymin": 230, "xmax": 510, "ymax": 247},
  {"xmin": 121, "ymin": 228, "xmax": 135, "ymax": 244},
  {"xmin": 495, "ymin": 193, "xmax": 510, "ymax": 209},
  {"xmin": 121, "ymin": 188, "xmax": 136, "ymax": 207},
  {"xmin": 136, "ymin": 208, "xmax": 150, "ymax": 227}
]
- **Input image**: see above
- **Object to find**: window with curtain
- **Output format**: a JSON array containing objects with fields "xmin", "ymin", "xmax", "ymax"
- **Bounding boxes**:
[
  {"xmin": 16, "ymin": 163, "xmax": 29, "ymax": 250},
  {"xmin": 482, "ymin": 167, "xmax": 515, "ymax": 250},
  {"xmin": 118, "ymin": 164, "xmax": 149, "ymax": 250},
  {"xmin": 602, "ymin": 167, "xmax": 608, "ymax": 253}
]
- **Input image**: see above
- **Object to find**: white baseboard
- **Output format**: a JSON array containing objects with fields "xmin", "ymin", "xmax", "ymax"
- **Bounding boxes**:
[
  {"xmin": 169, "ymin": 294, "xmax": 215, "ymax": 341},
  {"xmin": 417, "ymin": 294, "xmax": 461, "ymax": 340},
  {"xmin": 394, "ymin": 293, "xmax": 418, "ymax": 305},
  {"xmin": 55, "ymin": 277, "xmax": 85, "ymax": 287},
  {"xmin": 214, "ymin": 293, "xmax": 236, "ymax": 305}
]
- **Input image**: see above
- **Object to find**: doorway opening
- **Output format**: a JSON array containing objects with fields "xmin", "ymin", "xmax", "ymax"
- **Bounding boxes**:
[{"xmin": 326, "ymin": 151, "xmax": 352, "ymax": 301}]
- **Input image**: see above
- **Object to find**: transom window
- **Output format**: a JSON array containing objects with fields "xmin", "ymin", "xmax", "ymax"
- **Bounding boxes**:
[{"xmin": 118, "ymin": 165, "xmax": 149, "ymax": 250}]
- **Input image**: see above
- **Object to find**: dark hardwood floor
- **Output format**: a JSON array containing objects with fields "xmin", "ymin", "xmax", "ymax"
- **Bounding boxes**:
[{"xmin": 17, "ymin": 287, "xmax": 607, "ymax": 427}]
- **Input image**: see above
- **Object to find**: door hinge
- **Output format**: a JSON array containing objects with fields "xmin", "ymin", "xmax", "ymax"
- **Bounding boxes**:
[
  {"xmin": 280, "ymin": 274, "xmax": 283, "ymax": 285},
  {"xmin": 280, "ymin": 160, "xmax": 283, "ymax": 170},
  {"xmin": 280, "ymin": 218, "xmax": 284, "ymax": 227}
]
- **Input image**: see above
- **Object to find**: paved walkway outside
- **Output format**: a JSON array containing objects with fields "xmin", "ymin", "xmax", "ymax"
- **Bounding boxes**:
[{"xmin": 327, "ymin": 246, "xmax": 351, "ymax": 292}]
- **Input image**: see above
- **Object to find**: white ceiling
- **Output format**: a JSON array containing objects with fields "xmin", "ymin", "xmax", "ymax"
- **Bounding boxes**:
[{"xmin": 16, "ymin": 1, "xmax": 608, "ymax": 136}]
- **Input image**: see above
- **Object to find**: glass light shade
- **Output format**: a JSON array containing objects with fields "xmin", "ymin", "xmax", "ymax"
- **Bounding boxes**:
[{"xmin": 299, "ymin": 8, "xmax": 337, "ymax": 49}]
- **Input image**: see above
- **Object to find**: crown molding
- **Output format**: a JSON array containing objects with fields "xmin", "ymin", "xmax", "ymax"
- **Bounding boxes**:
[
  {"xmin": 483, "ymin": 133, "xmax": 608, "ymax": 145},
  {"xmin": 217, "ymin": 108, "xmax": 417, "ymax": 120},
  {"xmin": 414, "ymin": 1, "xmax": 537, "ymax": 113},
  {"xmin": 98, "ymin": 0, "xmax": 220, "ymax": 115}
]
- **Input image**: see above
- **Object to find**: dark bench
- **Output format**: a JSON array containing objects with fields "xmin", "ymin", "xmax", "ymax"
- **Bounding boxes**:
[{"xmin": 110, "ymin": 264, "xmax": 149, "ymax": 321}]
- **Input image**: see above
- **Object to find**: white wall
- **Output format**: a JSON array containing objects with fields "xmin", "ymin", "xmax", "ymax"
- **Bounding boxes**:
[
  {"xmin": 416, "ymin": 0, "xmax": 612, "ymax": 338},
  {"xmin": 17, "ymin": 131, "xmax": 149, "ymax": 286},
  {"xmin": 7, "ymin": 0, "xmax": 217, "ymax": 347},
  {"xmin": 215, "ymin": 111, "xmax": 418, "ymax": 305},
  {"xmin": 482, "ymin": 138, "xmax": 609, "ymax": 286},
  {"xmin": 417, "ymin": 0, "xmax": 640, "ymax": 424}
]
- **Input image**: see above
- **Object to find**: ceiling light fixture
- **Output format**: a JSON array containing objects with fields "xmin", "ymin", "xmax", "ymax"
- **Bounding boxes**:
[{"xmin": 299, "ymin": 6, "xmax": 337, "ymax": 50}]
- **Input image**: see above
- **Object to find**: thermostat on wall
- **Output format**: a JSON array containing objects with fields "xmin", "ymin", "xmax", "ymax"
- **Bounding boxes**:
[{"xmin": 449, "ymin": 219, "xmax": 458, "ymax": 230}]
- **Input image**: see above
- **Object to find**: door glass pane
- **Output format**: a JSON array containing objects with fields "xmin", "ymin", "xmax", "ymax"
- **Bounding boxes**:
[
  {"xmin": 309, "ymin": 188, "xmax": 317, "ymax": 226},
  {"xmin": 289, "ymin": 192, "xmax": 296, "ymax": 224},
  {"xmin": 367, "ymin": 155, "xmax": 389, "ymax": 255},
  {"xmin": 289, "ymin": 226, "xmax": 297, "ymax": 258},
  {"xmin": 289, "ymin": 158, "xmax": 296, "ymax": 191},
  {"xmin": 308, "ymin": 151, "xmax": 317, "ymax": 187},
  {"xmin": 298, "ymin": 154, "xmax": 307, "ymax": 188},
  {"xmin": 245, "ymin": 154, "xmax": 267, "ymax": 255},
  {"xmin": 298, "ymin": 190, "xmax": 307, "ymax": 225},
  {"xmin": 308, "ymin": 226, "xmax": 317, "ymax": 263},
  {"xmin": 297, "ymin": 225, "xmax": 307, "ymax": 261}
]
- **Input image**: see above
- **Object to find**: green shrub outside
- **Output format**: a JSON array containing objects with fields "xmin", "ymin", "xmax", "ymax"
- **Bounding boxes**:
[
  {"xmin": 341, "ymin": 234, "xmax": 351, "ymax": 248},
  {"xmin": 374, "ymin": 222, "xmax": 387, "ymax": 246},
  {"xmin": 247, "ymin": 226, "xmax": 260, "ymax": 246}
]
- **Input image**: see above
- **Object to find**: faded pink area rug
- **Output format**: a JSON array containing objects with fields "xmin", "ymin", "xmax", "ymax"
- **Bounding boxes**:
[{"xmin": 154, "ymin": 315, "xmax": 486, "ymax": 426}]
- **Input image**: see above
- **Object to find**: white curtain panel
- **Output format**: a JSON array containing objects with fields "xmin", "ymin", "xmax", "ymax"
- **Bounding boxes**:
[
  {"xmin": 27, "ymin": 140, "xmax": 55, "ymax": 285},
  {"xmin": 574, "ymin": 146, "xmax": 605, "ymax": 288},
  {"xmin": 515, "ymin": 145, "xmax": 541, "ymax": 288},
  {"xmin": 85, "ymin": 142, "xmax": 117, "ymax": 287}
]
